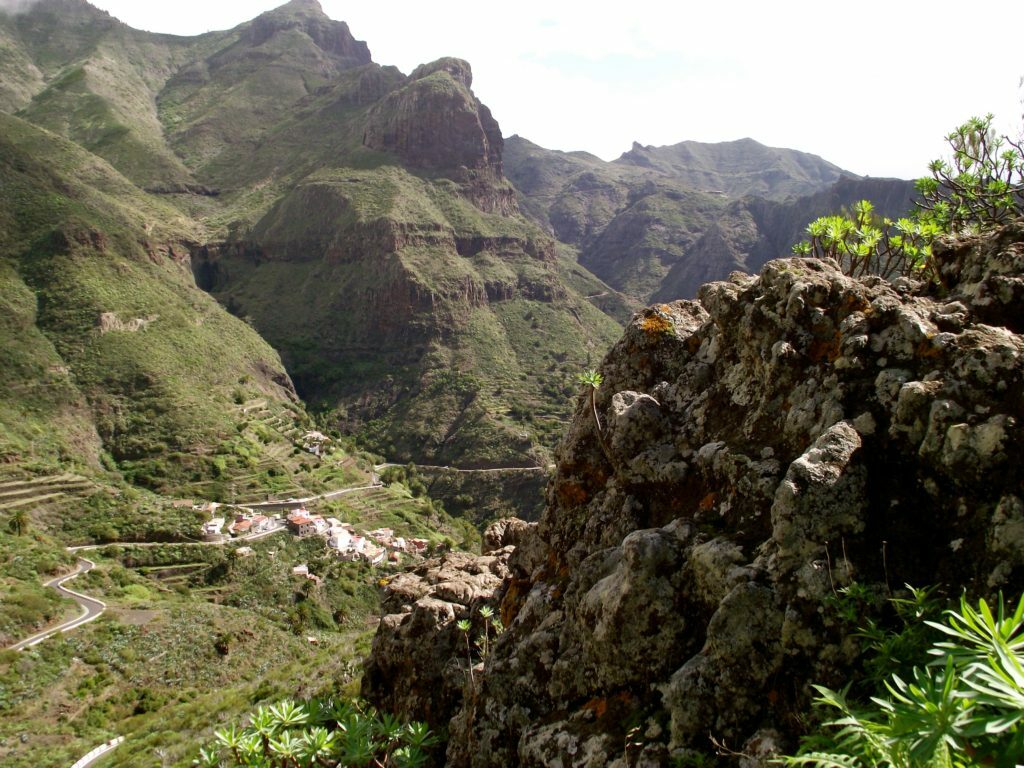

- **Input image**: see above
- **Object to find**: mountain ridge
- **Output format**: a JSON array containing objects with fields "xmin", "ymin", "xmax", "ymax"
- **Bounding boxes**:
[
  {"xmin": 615, "ymin": 135, "xmax": 851, "ymax": 199},
  {"xmin": 0, "ymin": 0, "xmax": 627, "ymax": 476},
  {"xmin": 505, "ymin": 134, "xmax": 915, "ymax": 304}
]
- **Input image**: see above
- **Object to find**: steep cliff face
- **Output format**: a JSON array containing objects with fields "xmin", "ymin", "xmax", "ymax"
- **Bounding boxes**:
[
  {"xmin": 190, "ymin": 157, "xmax": 621, "ymax": 468},
  {"xmin": 364, "ymin": 221, "xmax": 1024, "ymax": 765},
  {"xmin": 363, "ymin": 58, "xmax": 515, "ymax": 214}
]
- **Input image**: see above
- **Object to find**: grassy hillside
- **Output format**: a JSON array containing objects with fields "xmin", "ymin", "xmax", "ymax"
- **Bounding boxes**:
[
  {"xmin": 0, "ymin": 114, "xmax": 320, "ymax": 497},
  {"xmin": 196, "ymin": 164, "xmax": 622, "ymax": 467},
  {"xmin": 0, "ymin": 535, "xmax": 374, "ymax": 768}
]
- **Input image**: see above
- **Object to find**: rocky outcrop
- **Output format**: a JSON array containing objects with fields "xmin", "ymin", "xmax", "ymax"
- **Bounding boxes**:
[
  {"xmin": 362, "ymin": 522, "xmax": 531, "ymax": 728},
  {"xmin": 365, "ymin": 222, "xmax": 1024, "ymax": 766},
  {"xmin": 363, "ymin": 58, "xmax": 515, "ymax": 215},
  {"xmin": 937, "ymin": 218, "xmax": 1024, "ymax": 332}
]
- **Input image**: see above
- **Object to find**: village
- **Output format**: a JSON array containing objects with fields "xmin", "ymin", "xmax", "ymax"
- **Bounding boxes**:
[{"xmin": 198, "ymin": 505, "xmax": 431, "ymax": 567}]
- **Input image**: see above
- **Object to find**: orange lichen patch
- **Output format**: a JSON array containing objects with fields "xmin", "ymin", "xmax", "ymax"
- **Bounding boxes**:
[
  {"xmin": 839, "ymin": 293, "xmax": 870, "ymax": 316},
  {"xmin": 698, "ymin": 492, "xmax": 718, "ymax": 512},
  {"xmin": 808, "ymin": 332, "xmax": 843, "ymax": 363},
  {"xmin": 582, "ymin": 696, "xmax": 609, "ymax": 718},
  {"xmin": 581, "ymin": 691, "xmax": 634, "ymax": 723},
  {"xmin": 556, "ymin": 481, "xmax": 589, "ymax": 508},
  {"xmin": 500, "ymin": 578, "xmax": 530, "ymax": 627},
  {"xmin": 916, "ymin": 339, "xmax": 943, "ymax": 359},
  {"xmin": 641, "ymin": 311, "xmax": 674, "ymax": 336}
]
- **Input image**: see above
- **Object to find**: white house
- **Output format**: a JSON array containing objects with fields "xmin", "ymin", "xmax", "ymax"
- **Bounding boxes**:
[{"xmin": 328, "ymin": 528, "xmax": 353, "ymax": 550}]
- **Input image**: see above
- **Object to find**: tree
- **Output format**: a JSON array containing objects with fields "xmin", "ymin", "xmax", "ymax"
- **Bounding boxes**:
[
  {"xmin": 916, "ymin": 114, "xmax": 1024, "ymax": 232},
  {"xmin": 8, "ymin": 508, "xmax": 29, "ymax": 536}
]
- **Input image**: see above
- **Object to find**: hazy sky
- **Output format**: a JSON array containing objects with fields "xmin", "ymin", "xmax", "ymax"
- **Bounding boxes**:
[{"xmin": 81, "ymin": 0, "xmax": 1024, "ymax": 179}]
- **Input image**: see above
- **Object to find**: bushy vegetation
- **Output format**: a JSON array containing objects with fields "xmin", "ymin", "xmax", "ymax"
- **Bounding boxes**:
[
  {"xmin": 794, "ymin": 114, "xmax": 1024, "ymax": 280},
  {"xmin": 0, "ymin": 529, "xmax": 75, "ymax": 645},
  {"xmin": 0, "ymin": 531, "xmax": 385, "ymax": 767},
  {"xmin": 781, "ymin": 592, "xmax": 1024, "ymax": 768},
  {"xmin": 193, "ymin": 698, "xmax": 438, "ymax": 767}
]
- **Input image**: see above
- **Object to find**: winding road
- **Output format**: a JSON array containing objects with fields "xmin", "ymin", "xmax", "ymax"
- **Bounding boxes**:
[
  {"xmin": 9, "ymin": 558, "xmax": 106, "ymax": 651},
  {"xmin": 7, "ymin": 467, "xmax": 534, "ymax": 651},
  {"xmin": 242, "ymin": 482, "xmax": 381, "ymax": 511},
  {"xmin": 7, "ymin": 480, "xmax": 384, "ymax": 650}
]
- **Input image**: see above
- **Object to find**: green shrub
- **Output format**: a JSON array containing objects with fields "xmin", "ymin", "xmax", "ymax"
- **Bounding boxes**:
[
  {"xmin": 192, "ymin": 698, "xmax": 438, "ymax": 767},
  {"xmin": 779, "ymin": 593, "xmax": 1024, "ymax": 768},
  {"xmin": 794, "ymin": 114, "xmax": 1024, "ymax": 281}
]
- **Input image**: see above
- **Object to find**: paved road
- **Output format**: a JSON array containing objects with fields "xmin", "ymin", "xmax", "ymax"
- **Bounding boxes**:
[
  {"xmin": 6, "ymin": 473, "xmax": 469, "ymax": 650},
  {"xmin": 9, "ymin": 558, "xmax": 106, "ymax": 651},
  {"xmin": 374, "ymin": 463, "xmax": 550, "ymax": 474},
  {"xmin": 70, "ymin": 736, "xmax": 124, "ymax": 768},
  {"xmin": 243, "ymin": 482, "xmax": 381, "ymax": 510}
]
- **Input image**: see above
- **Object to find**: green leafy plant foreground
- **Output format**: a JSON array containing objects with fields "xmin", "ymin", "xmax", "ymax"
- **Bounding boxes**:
[
  {"xmin": 779, "ymin": 593, "xmax": 1024, "ymax": 768},
  {"xmin": 794, "ymin": 114, "xmax": 1024, "ymax": 281},
  {"xmin": 193, "ymin": 697, "xmax": 438, "ymax": 767}
]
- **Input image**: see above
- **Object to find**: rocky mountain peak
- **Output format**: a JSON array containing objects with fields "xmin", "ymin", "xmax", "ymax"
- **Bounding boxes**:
[
  {"xmin": 410, "ymin": 56, "xmax": 473, "ymax": 89},
  {"xmin": 246, "ymin": 0, "xmax": 371, "ymax": 64},
  {"xmin": 362, "ymin": 56, "xmax": 513, "ymax": 213}
]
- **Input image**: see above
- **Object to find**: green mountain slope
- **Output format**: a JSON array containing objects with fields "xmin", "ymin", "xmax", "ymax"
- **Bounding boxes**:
[
  {"xmin": 0, "ymin": 112, "xmax": 313, "ymax": 498},
  {"xmin": 1, "ymin": 0, "xmax": 626, "ymax": 473},
  {"xmin": 0, "ymin": 0, "xmax": 205, "ymax": 187}
]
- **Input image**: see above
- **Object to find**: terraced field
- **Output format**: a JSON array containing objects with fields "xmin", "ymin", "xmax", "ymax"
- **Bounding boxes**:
[{"xmin": 0, "ymin": 473, "xmax": 94, "ymax": 512}]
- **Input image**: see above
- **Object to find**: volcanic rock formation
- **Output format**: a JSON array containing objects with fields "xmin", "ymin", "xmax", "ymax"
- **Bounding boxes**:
[{"xmin": 364, "ymin": 221, "xmax": 1024, "ymax": 766}]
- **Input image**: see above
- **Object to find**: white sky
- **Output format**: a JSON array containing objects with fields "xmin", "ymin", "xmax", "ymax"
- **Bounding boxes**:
[{"xmin": 82, "ymin": 0, "xmax": 1024, "ymax": 179}]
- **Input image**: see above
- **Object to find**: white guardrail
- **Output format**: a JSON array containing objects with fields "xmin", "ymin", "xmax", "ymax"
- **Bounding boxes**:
[{"xmin": 69, "ymin": 736, "xmax": 124, "ymax": 768}]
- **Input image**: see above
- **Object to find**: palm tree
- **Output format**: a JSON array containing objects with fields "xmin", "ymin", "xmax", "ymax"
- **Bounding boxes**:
[{"xmin": 9, "ymin": 508, "xmax": 29, "ymax": 536}]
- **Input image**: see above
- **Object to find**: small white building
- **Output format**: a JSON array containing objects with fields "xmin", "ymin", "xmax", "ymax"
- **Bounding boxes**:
[
  {"xmin": 328, "ymin": 528, "xmax": 353, "ymax": 550},
  {"xmin": 363, "ymin": 545, "xmax": 386, "ymax": 566}
]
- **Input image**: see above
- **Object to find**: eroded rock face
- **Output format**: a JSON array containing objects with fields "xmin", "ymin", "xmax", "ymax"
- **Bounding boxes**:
[
  {"xmin": 365, "ymin": 222, "xmax": 1024, "ymax": 766},
  {"xmin": 362, "ymin": 58, "xmax": 515, "ymax": 214},
  {"xmin": 361, "ymin": 527, "xmax": 525, "ymax": 728}
]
